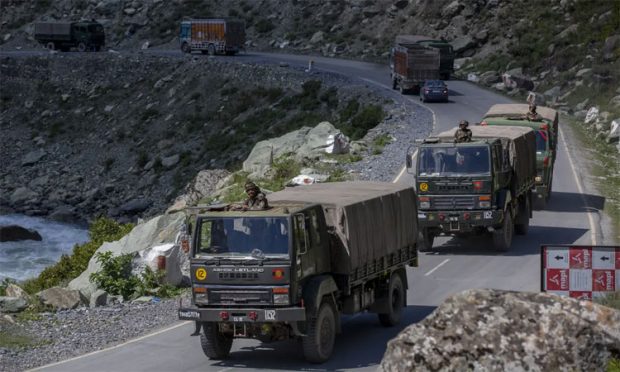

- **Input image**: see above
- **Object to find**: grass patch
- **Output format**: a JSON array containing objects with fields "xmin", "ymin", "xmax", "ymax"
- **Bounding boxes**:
[
  {"xmin": 0, "ymin": 331, "xmax": 35, "ymax": 349},
  {"xmin": 594, "ymin": 291, "xmax": 620, "ymax": 311},
  {"xmin": 372, "ymin": 134, "xmax": 392, "ymax": 155}
]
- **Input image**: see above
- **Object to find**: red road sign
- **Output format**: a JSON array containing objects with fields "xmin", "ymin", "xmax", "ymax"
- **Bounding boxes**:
[{"xmin": 541, "ymin": 245, "xmax": 619, "ymax": 299}]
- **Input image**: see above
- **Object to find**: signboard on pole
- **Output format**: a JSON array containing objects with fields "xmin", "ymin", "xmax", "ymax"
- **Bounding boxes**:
[{"xmin": 541, "ymin": 245, "xmax": 619, "ymax": 300}]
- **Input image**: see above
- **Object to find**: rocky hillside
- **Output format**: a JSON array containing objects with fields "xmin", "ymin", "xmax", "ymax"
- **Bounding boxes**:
[{"xmin": 0, "ymin": 53, "xmax": 393, "ymax": 224}]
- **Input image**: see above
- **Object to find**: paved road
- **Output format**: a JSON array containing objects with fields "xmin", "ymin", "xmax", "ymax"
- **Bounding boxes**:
[{"xmin": 25, "ymin": 50, "xmax": 602, "ymax": 372}]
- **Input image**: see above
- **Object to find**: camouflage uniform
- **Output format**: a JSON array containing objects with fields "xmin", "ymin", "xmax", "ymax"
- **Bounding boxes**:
[
  {"xmin": 243, "ymin": 182, "xmax": 269, "ymax": 210},
  {"xmin": 526, "ymin": 104, "xmax": 541, "ymax": 121},
  {"xmin": 454, "ymin": 120, "xmax": 472, "ymax": 143}
]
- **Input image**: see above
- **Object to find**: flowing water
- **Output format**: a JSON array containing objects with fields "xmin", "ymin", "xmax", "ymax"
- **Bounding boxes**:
[{"xmin": 0, "ymin": 214, "xmax": 89, "ymax": 282}]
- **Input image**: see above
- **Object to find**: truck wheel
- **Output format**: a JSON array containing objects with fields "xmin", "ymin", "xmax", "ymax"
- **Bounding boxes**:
[
  {"xmin": 200, "ymin": 323, "xmax": 233, "ymax": 360},
  {"xmin": 46, "ymin": 42, "xmax": 55, "ymax": 51},
  {"xmin": 181, "ymin": 42, "xmax": 191, "ymax": 53},
  {"xmin": 492, "ymin": 211, "xmax": 513, "ymax": 252},
  {"xmin": 208, "ymin": 44, "xmax": 216, "ymax": 56},
  {"xmin": 399, "ymin": 85, "xmax": 407, "ymax": 95},
  {"xmin": 515, "ymin": 197, "xmax": 530, "ymax": 235},
  {"xmin": 417, "ymin": 229, "xmax": 434, "ymax": 252},
  {"xmin": 302, "ymin": 302, "xmax": 336, "ymax": 363},
  {"xmin": 378, "ymin": 273, "xmax": 404, "ymax": 327},
  {"xmin": 392, "ymin": 79, "xmax": 397, "ymax": 90},
  {"xmin": 77, "ymin": 42, "xmax": 87, "ymax": 52}
]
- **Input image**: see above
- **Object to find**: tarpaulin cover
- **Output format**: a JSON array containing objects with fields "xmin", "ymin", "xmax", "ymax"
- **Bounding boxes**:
[
  {"xmin": 269, "ymin": 182, "xmax": 418, "ymax": 274},
  {"xmin": 34, "ymin": 22, "xmax": 72, "ymax": 37},
  {"xmin": 483, "ymin": 103, "xmax": 559, "ymax": 138},
  {"xmin": 435, "ymin": 126, "xmax": 536, "ymax": 190}
]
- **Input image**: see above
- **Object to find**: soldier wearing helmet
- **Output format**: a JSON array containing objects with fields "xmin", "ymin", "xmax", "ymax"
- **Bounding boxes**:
[
  {"xmin": 526, "ymin": 103, "xmax": 541, "ymax": 121},
  {"xmin": 243, "ymin": 181, "xmax": 269, "ymax": 210},
  {"xmin": 454, "ymin": 120, "xmax": 472, "ymax": 143}
]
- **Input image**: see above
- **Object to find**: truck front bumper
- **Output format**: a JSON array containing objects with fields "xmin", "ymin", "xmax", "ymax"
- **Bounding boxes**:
[
  {"xmin": 417, "ymin": 209, "xmax": 502, "ymax": 232},
  {"xmin": 179, "ymin": 306, "xmax": 306, "ymax": 322}
]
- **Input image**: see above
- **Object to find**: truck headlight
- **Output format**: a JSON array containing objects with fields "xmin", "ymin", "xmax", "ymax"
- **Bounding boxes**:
[
  {"xmin": 273, "ymin": 294, "xmax": 289, "ymax": 305},
  {"xmin": 194, "ymin": 292, "xmax": 209, "ymax": 305},
  {"xmin": 420, "ymin": 201, "xmax": 430, "ymax": 209},
  {"xmin": 535, "ymin": 176, "xmax": 542, "ymax": 183}
]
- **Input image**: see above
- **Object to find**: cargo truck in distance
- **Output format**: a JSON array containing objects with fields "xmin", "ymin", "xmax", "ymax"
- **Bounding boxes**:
[
  {"xmin": 178, "ymin": 182, "xmax": 419, "ymax": 363},
  {"xmin": 395, "ymin": 35, "xmax": 455, "ymax": 80},
  {"xmin": 180, "ymin": 19, "xmax": 245, "ymax": 55},
  {"xmin": 390, "ymin": 42, "xmax": 440, "ymax": 94},
  {"xmin": 481, "ymin": 104, "xmax": 559, "ymax": 209},
  {"xmin": 408, "ymin": 126, "xmax": 536, "ymax": 251},
  {"xmin": 34, "ymin": 21, "xmax": 105, "ymax": 52}
]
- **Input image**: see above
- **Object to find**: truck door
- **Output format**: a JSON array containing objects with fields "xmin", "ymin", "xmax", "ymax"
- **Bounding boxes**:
[
  {"xmin": 294, "ymin": 208, "xmax": 327, "ymax": 280},
  {"xmin": 180, "ymin": 22, "xmax": 191, "ymax": 41}
]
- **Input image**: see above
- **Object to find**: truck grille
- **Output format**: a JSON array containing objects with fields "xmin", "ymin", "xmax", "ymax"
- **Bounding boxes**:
[
  {"xmin": 436, "ymin": 184, "xmax": 471, "ymax": 192},
  {"xmin": 218, "ymin": 272, "xmax": 259, "ymax": 280},
  {"xmin": 209, "ymin": 289, "xmax": 271, "ymax": 305},
  {"xmin": 432, "ymin": 196, "xmax": 475, "ymax": 210}
]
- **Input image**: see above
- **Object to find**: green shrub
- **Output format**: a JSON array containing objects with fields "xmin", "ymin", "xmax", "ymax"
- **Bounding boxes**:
[
  {"xmin": 22, "ymin": 218, "xmax": 134, "ymax": 294},
  {"xmin": 0, "ymin": 278, "xmax": 16, "ymax": 296},
  {"xmin": 595, "ymin": 291, "xmax": 620, "ymax": 311},
  {"xmin": 339, "ymin": 99, "xmax": 360, "ymax": 122},
  {"xmin": 90, "ymin": 251, "xmax": 140, "ymax": 300}
]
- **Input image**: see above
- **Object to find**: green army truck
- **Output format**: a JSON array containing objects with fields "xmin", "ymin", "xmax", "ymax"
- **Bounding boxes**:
[
  {"xmin": 395, "ymin": 35, "xmax": 455, "ymax": 80},
  {"xmin": 178, "ymin": 182, "xmax": 418, "ymax": 363},
  {"xmin": 408, "ymin": 126, "xmax": 536, "ymax": 251},
  {"xmin": 481, "ymin": 104, "xmax": 559, "ymax": 209},
  {"xmin": 34, "ymin": 21, "xmax": 105, "ymax": 52}
]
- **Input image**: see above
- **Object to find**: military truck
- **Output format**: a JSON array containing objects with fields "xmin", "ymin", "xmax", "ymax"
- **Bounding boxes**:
[
  {"xmin": 481, "ymin": 104, "xmax": 559, "ymax": 209},
  {"xmin": 180, "ymin": 18, "xmax": 245, "ymax": 55},
  {"xmin": 178, "ymin": 182, "xmax": 418, "ymax": 363},
  {"xmin": 389, "ymin": 42, "xmax": 440, "ymax": 94},
  {"xmin": 408, "ymin": 126, "xmax": 536, "ymax": 251},
  {"xmin": 395, "ymin": 35, "xmax": 455, "ymax": 80},
  {"xmin": 34, "ymin": 21, "xmax": 105, "ymax": 52}
]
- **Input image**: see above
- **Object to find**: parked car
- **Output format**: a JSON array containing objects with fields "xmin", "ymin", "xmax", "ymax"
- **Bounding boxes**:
[{"xmin": 419, "ymin": 80, "xmax": 449, "ymax": 102}]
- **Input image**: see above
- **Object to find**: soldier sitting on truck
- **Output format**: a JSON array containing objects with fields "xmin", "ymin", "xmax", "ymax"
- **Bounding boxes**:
[
  {"xmin": 229, "ymin": 182, "xmax": 269, "ymax": 211},
  {"xmin": 454, "ymin": 120, "xmax": 472, "ymax": 143},
  {"xmin": 525, "ymin": 103, "xmax": 542, "ymax": 121}
]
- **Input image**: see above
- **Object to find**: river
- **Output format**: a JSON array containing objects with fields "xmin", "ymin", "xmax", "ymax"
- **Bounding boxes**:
[{"xmin": 0, "ymin": 214, "xmax": 89, "ymax": 282}]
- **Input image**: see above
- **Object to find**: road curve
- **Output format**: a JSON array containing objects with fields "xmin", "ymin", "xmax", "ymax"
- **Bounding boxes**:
[{"xmin": 25, "ymin": 50, "xmax": 602, "ymax": 372}]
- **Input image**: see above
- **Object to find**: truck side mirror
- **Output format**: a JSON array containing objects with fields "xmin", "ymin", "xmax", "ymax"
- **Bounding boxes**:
[
  {"xmin": 406, "ymin": 145, "xmax": 417, "ymax": 174},
  {"xmin": 294, "ymin": 214, "xmax": 308, "ymax": 255}
]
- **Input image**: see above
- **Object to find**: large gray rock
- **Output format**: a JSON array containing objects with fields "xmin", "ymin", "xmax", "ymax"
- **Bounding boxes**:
[
  {"xmin": 478, "ymin": 70, "xmax": 501, "ymax": 85},
  {"xmin": 37, "ymin": 287, "xmax": 82, "ymax": 310},
  {"xmin": 167, "ymin": 169, "xmax": 231, "ymax": 212},
  {"xmin": 603, "ymin": 35, "xmax": 620, "ymax": 61},
  {"xmin": 0, "ymin": 296, "xmax": 28, "ymax": 313},
  {"xmin": 68, "ymin": 212, "xmax": 186, "ymax": 299},
  {"xmin": 119, "ymin": 198, "xmax": 152, "ymax": 215},
  {"xmin": 380, "ymin": 289, "xmax": 620, "ymax": 372},
  {"xmin": 608, "ymin": 119, "xmax": 620, "ymax": 144},
  {"xmin": 451, "ymin": 36, "xmax": 476, "ymax": 54},
  {"xmin": 0, "ymin": 225, "xmax": 42, "ymax": 242},
  {"xmin": 10, "ymin": 187, "xmax": 38, "ymax": 205},
  {"xmin": 242, "ymin": 121, "xmax": 341, "ymax": 178},
  {"xmin": 502, "ymin": 70, "xmax": 534, "ymax": 91},
  {"xmin": 5, "ymin": 284, "xmax": 29, "ymax": 299},
  {"xmin": 89, "ymin": 289, "xmax": 108, "ymax": 308},
  {"xmin": 21, "ymin": 149, "xmax": 46, "ymax": 166}
]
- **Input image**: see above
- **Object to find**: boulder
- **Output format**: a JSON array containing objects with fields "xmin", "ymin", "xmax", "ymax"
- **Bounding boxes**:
[
  {"xmin": 10, "ymin": 187, "xmax": 38, "ymax": 205},
  {"xmin": 0, "ymin": 296, "xmax": 28, "ymax": 313},
  {"xmin": 21, "ymin": 149, "xmax": 46, "ymax": 166},
  {"xmin": 5, "ymin": 284, "xmax": 29, "ymax": 299},
  {"xmin": 451, "ymin": 36, "xmax": 476, "ymax": 55},
  {"xmin": 0, "ymin": 225, "xmax": 42, "ymax": 242},
  {"xmin": 89, "ymin": 289, "xmax": 108, "ymax": 308},
  {"xmin": 502, "ymin": 70, "xmax": 534, "ymax": 91},
  {"xmin": 576, "ymin": 68, "xmax": 593, "ymax": 79},
  {"xmin": 49, "ymin": 205, "xmax": 79, "ymax": 223},
  {"xmin": 608, "ymin": 119, "xmax": 620, "ymax": 144},
  {"xmin": 543, "ymin": 86, "xmax": 562, "ymax": 102},
  {"xmin": 478, "ymin": 71, "xmax": 501, "ymax": 85},
  {"xmin": 393, "ymin": 0, "xmax": 409, "ymax": 9},
  {"xmin": 161, "ymin": 154, "xmax": 180, "ymax": 168},
  {"xmin": 609, "ymin": 95, "xmax": 620, "ymax": 109},
  {"xmin": 380, "ymin": 289, "xmax": 620, "ymax": 372},
  {"xmin": 119, "ymin": 198, "xmax": 152, "ymax": 215},
  {"xmin": 68, "ymin": 212, "xmax": 186, "ymax": 299},
  {"xmin": 37, "ymin": 287, "xmax": 82, "ymax": 310},
  {"xmin": 242, "ymin": 122, "xmax": 341, "ymax": 178},
  {"xmin": 362, "ymin": 6, "xmax": 381, "ymax": 17},
  {"xmin": 585, "ymin": 107, "xmax": 600, "ymax": 125},
  {"xmin": 603, "ymin": 35, "xmax": 620, "ymax": 61},
  {"xmin": 310, "ymin": 31, "xmax": 324, "ymax": 44},
  {"xmin": 441, "ymin": 0, "xmax": 463, "ymax": 18},
  {"xmin": 167, "ymin": 169, "xmax": 230, "ymax": 212}
]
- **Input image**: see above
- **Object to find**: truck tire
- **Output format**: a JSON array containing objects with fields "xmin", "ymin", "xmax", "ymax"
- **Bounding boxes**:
[
  {"xmin": 492, "ymin": 211, "xmax": 513, "ymax": 252},
  {"xmin": 46, "ymin": 42, "xmax": 55, "ymax": 51},
  {"xmin": 515, "ymin": 197, "xmax": 530, "ymax": 235},
  {"xmin": 378, "ymin": 273, "xmax": 404, "ymax": 327},
  {"xmin": 77, "ymin": 42, "xmax": 87, "ymax": 52},
  {"xmin": 200, "ymin": 322, "xmax": 233, "ymax": 360},
  {"xmin": 181, "ymin": 42, "xmax": 191, "ymax": 54},
  {"xmin": 208, "ymin": 44, "xmax": 216, "ymax": 56},
  {"xmin": 302, "ymin": 302, "xmax": 336, "ymax": 363},
  {"xmin": 392, "ymin": 79, "xmax": 397, "ymax": 90},
  {"xmin": 399, "ymin": 84, "xmax": 407, "ymax": 95},
  {"xmin": 417, "ymin": 229, "xmax": 434, "ymax": 252}
]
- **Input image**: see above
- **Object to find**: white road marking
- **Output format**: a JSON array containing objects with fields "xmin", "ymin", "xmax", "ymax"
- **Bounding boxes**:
[
  {"xmin": 27, "ymin": 321, "xmax": 192, "ymax": 371},
  {"xmin": 424, "ymin": 259, "xmax": 450, "ymax": 276},
  {"xmin": 557, "ymin": 126, "xmax": 598, "ymax": 245}
]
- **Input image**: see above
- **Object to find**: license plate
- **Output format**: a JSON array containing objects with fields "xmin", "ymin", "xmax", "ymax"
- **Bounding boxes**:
[{"xmin": 178, "ymin": 310, "xmax": 200, "ymax": 319}]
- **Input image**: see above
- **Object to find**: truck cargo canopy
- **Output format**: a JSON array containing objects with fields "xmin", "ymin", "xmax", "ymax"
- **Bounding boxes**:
[
  {"xmin": 483, "ymin": 104, "xmax": 558, "ymax": 124},
  {"xmin": 269, "ymin": 182, "xmax": 418, "ymax": 274}
]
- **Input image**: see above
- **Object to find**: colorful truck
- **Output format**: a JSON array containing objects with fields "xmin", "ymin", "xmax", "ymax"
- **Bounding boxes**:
[
  {"xmin": 395, "ymin": 35, "xmax": 455, "ymax": 80},
  {"xmin": 178, "ymin": 182, "xmax": 418, "ymax": 363},
  {"xmin": 481, "ymin": 104, "xmax": 559, "ymax": 209},
  {"xmin": 180, "ymin": 19, "xmax": 245, "ymax": 55},
  {"xmin": 34, "ymin": 21, "xmax": 105, "ymax": 52},
  {"xmin": 409, "ymin": 126, "xmax": 536, "ymax": 251},
  {"xmin": 390, "ymin": 42, "xmax": 440, "ymax": 94}
]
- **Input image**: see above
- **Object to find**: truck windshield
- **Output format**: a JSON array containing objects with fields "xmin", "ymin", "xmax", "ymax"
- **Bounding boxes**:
[
  {"xmin": 196, "ymin": 217, "xmax": 289, "ymax": 257},
  {"xmin": 418, "ymin": 146, "xmax": 490, "ymax": 176},
  {"xmin": 88, "ymin": 24, "xmax": 103, "ymax": 33}
]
